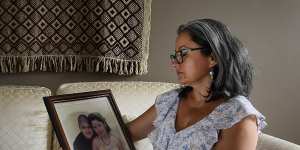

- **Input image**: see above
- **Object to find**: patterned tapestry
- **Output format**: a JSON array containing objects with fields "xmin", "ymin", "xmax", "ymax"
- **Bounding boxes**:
[{"xmin": 0, "ymin": 0, "xmax": 151, "ymax": 75}]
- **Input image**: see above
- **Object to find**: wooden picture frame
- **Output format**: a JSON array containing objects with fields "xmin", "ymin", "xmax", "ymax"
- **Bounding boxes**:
[{"xmin": 44, "ymin": 90, "xmax": 135, "ymax": 150}]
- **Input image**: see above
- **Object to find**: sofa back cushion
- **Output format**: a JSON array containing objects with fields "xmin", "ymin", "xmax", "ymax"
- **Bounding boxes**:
[
  {"xmin": 0, "ymin": 86, "xmax": 51, "ymax": 150},
  {"xmin": 56, "ymin": 81, "xmax": 179, "ymax": 118}
]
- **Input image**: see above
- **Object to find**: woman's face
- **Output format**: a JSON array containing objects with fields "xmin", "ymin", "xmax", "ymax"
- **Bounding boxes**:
[
  {"xmin": 174, "ymin": 32, "xmax": 216, "ymax": 85},
  {"xmin": 80, "ymin": 122, "xmax": 93, "ymax": 139},
  {"xmin": 91, "ymin": 120, "xmax": 107, "ymax": 136}
]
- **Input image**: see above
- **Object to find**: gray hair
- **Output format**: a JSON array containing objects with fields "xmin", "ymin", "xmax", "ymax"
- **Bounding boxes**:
[{"xmin": 177, "ymin": 18, "xmax": 254, "ymax": 100}]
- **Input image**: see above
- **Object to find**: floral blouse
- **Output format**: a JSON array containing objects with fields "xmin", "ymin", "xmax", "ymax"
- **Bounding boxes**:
[{"xmin": 148, "ymin": 89, "xmax": 267, "ymax": 150}]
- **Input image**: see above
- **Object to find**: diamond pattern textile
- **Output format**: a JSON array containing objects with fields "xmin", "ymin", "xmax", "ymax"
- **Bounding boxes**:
[{"xmin": 0, "ymin": 0, "xmax": 151, "ymax": 75}]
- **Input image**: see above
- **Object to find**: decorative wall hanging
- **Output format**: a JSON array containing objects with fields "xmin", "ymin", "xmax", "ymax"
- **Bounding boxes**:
[{"xmin": 0, "ymin": 0, "xmax": 151, "ymax": 75}]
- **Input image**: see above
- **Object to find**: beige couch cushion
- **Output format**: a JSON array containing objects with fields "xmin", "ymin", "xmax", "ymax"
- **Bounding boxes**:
[
  {"xmin": 0, "ymin": 86, "xmax": 51, "ymax": 150},
  {"xmin": 257, "ymin": 133, "xmax": 300, "ymax": 150},
  {"xmin": 56, "ymin": 81, "xmax": 179, "ymax": 118}
]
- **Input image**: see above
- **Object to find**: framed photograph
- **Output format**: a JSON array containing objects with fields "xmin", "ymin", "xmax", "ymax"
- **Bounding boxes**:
[{"xmin": 44, "ymin": 90, "xmax": 136, "ymax": 150}]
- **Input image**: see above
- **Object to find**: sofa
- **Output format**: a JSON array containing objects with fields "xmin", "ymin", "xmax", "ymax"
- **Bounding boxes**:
[{"xmin": 0, "ymin": 81, "xmax": 299, "ymax": 150}]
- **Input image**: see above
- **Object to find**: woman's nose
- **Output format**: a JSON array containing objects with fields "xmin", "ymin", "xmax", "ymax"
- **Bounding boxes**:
[
  {"xmin": 170, "ymin": 61, "xmax": 180, "ymax": 69},
  {"xmin": 170, "ymin": 61, "xmax": 177, "ymax": 68}
]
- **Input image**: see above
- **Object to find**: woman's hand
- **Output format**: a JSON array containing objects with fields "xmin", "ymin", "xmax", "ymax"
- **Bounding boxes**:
[{"xmin": 127, "ymin": 105, "xmax": 157, "ymax": 141}]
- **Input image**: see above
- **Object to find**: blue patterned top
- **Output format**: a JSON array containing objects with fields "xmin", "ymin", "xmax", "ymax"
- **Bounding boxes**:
[{"xmin": 148, "ymin": 89, "xmax": 267, "ymax": 150}]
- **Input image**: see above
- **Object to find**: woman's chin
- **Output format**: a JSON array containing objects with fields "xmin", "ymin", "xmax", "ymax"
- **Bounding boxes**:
[
  {"xmin": 178, "ymin": 79, "xmax": 189, "ymax": 86},
  {"xmin": 177, "ymin": 75, "xmax": 192, "ymax": 85},
  {"xmin": 179, "ymin": 78, "xmax": 196, "ymax": 86}
]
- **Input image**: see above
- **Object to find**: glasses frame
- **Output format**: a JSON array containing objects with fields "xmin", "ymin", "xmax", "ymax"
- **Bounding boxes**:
[{"xmin": 170, "ymin": 47, "xmax": 204, "ymax": 64}]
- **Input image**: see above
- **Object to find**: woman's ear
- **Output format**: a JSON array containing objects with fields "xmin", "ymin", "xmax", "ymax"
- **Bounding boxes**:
[{"xmin": 208, "ymin": 55, "xmax": 217, "ymax": 68}]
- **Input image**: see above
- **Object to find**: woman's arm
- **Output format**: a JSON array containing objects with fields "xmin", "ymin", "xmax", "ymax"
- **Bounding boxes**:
[
  {"xmin": 127, "ymin": 105, "xmax": 157, "ymax": 141},
  {"xmin": 214, "ymin": 115, "xmax": 259, "ymax": 150}
]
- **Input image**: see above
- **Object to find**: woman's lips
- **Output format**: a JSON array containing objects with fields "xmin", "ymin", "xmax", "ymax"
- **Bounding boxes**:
[
  {"xmin": 177, "ymin": 71, "xmax": 183, "ymax": 75},
  {"xmin": 177, "ymin": 72, "xmax": 184, "ymax": 78}
]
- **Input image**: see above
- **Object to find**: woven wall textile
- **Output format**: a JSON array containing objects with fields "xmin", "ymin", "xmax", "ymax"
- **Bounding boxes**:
[{"xmin": 0, "ymin": 0, "xmax": 151, "ymax": 75}]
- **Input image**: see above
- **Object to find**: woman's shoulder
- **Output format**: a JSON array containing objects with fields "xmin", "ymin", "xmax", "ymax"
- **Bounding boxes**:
[
  {"xmin": 109, "ymin": 134, "xmax": 123, "ymax": 148},
  {"xmin": 110, "ymin": 134, "xmax": 121, "ymax": 141},
  {"xmin": 220, "ymin": 95, "xmax": 253, "ymax": 109},
  {"xmin": 212, "ymin": 95, "xmax": 267, "ymax": 131},
  {"xmin": 151, "ymin": 88, "xmax": 180, "ymax": 126},
  {"xmin": 219, "ymin": 95, "xmax": 261, "ymax": 115},
  {"xmin": 154, "ymin": 88, "xmax": 180, "ymax": 105}
]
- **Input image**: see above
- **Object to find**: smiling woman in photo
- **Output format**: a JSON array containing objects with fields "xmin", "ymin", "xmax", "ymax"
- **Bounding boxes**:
[{"xmin": 88, "ymin": 112, "xmax": 124, "ymax": 150}]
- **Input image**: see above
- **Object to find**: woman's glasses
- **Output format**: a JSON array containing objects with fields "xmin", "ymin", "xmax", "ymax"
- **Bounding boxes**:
[{"xmin": 170, "ymin": 47, "xmax": 204, "ymax": 64}]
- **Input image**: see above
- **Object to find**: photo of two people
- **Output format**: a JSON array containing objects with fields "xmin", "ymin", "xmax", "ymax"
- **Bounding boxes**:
[
  {"xmin": 44, "ymin": 90, "xmax": 135, "ymax": 150},
  {"xmin": 74, "ymin": 112, "xmax": 124, "ymax": 150}
]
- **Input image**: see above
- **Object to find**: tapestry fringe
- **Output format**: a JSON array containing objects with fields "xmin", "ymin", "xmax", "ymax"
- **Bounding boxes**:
[{"xmin": 0, "ymin": 56, "xmax": 145, "ymax": 75}]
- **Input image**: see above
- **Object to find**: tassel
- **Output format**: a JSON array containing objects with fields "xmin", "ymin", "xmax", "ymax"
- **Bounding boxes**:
[{"xmin": 119, "ymin": 60, "xmax": 124, "ymax": 75}]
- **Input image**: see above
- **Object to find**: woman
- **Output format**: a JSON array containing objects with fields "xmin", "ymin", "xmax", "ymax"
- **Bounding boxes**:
[
  {"xmin": 128, "ymin": 18, "xmax": 267, "ymax": 150},
  {"xmin": 88, "ymin": 112, "xmax": 124, "ymax": 150}
]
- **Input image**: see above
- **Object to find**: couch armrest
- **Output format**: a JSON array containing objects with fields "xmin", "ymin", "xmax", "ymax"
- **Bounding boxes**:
[
  {"xmin": 0, "ymin": 86, "xmax": 52, "ymax": 150},
  {"xmin": 257, "ymin": 133, "xmax": 300, "ymax": 150}
]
